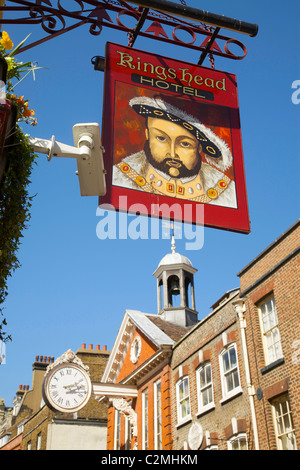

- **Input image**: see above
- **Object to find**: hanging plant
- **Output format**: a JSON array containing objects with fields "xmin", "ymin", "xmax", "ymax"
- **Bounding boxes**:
[
  {"xmin": 1, "ymin": 31, "xmax": 42, "ymax": 125},
  {"xmin": 0, "ymin": 31, "xmax": 43, "ymax": 342}
]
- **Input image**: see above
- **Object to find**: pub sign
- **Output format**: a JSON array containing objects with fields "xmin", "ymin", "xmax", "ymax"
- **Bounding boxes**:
[{"xmin": 100, "ymin": 42, "xmax": 250, "ymax": 234}]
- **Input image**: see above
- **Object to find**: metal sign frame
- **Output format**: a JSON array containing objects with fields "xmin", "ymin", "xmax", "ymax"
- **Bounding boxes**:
[{"xmin": 1, "ymin": 1, "xmax": 257, "ymax": 67}]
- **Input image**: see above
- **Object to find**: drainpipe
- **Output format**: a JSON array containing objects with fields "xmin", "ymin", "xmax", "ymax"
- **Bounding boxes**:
[{"xmin": 233, "ymin": 299, "xmax": 259, "ymax": 450}]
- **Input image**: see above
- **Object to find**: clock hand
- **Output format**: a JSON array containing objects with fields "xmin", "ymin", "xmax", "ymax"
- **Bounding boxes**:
[
  {"xmin": 63, "ymin": 383, "xmax": 78, "ymax": 390},
  {"xmin": 63, "ymin": 380, "xmax": 83, "ymax": 389},
  {"xmin": 63, "ymin": 382, "xmax": 87, "ymax": 395}
]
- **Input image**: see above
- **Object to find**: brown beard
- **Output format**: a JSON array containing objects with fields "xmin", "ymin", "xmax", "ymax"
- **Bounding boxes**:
[{"xmin": 144, "ymin": 141, "xmax": 202, "ymax": 179}]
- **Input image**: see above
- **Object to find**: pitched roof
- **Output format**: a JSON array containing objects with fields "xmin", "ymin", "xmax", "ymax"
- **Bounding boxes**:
[
  {"xmin": 102, "ymin": 310, "xmax": 193, "ymax": 384},
  {"xmin": 146, "ymin": 315, "xmax": 192, "ymax": 343}
]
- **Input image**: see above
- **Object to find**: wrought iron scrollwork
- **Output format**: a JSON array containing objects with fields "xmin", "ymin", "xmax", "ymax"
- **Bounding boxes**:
[
  {"xmin": 1, "ymin": 1, "xmax": 249, "ymax": 65},
  {"xmin": 29, "ymin": 6, "xmax": 66, "ymax": 34}
]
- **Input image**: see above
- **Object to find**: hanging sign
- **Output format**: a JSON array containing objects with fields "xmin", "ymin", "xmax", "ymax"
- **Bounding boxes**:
[{"xmin": 100, "ymin": 42, "xmax": 250, "ymax": 233}]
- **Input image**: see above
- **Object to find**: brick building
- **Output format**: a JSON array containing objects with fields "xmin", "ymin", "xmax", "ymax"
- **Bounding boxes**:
[
  {"xmin": 1, "ymin": 221, "xmax": 298, "ymax": 450},
  {"xmin": 0, "ymin": 354, "xmax": 53, "ymax": 450},
  {"xmin": 170, "ymin": 287, "xmax": 255, "ymax": 450},
  {"xmin": 170, "ymin": 220, "xmax": 299, "ymax": 450},
  {"xmin": 0, "ymin": 344, "xmax": 110, "ymax": 450},
  {"xmin": 98, "ymin": 221, "xmax": 299, "ymax": 450},
  {"xmin": 95, "ymin": 310, "xmax": 190, "ymax": 450},
  {"xmin": 96, "ymin": 241, "xmax": 197, "ymax": 450},
  {"xmin": 236, "ymin": 219, "xmax": 299, "ymax": 450}
]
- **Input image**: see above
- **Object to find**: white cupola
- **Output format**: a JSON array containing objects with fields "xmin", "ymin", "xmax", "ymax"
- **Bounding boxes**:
[{"xmin": 153, "ymin": 236, "xmax": 198, "ymax": 327}]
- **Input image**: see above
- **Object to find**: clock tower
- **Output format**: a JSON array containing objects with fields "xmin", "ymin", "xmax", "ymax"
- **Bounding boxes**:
[{"xmin": 153, "ymin": 236, "xmax": 198, "ymax": 327}]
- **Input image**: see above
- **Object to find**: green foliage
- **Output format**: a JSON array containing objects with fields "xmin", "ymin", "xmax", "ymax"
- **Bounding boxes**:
[
  {"xmin": 1, "ymin": 32, "xmax": 41, "ymax": 126},
  {"xmin": 0, "ymin": 31, "xmax": 41, "ymax": 342},
  {"xmin": 0, "ymin": 126, "xmax": 37, "ymax": 342}
]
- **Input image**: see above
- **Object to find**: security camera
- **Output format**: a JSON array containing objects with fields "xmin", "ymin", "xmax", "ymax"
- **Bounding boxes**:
[{"xmin": 27, "ymin": 123, "xmax": 106, "ymax": 197}]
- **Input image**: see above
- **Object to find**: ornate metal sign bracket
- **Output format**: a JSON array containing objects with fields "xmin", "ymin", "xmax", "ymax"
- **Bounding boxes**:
[{"xmin": 0, "ymin": 1, "xmax": 258, "ymax": 67}]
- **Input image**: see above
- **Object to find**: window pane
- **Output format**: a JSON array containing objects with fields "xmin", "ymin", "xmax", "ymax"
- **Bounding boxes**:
[
  {"xmin": 229, "ymin": 348, "xmax": 237, "ymax": 367},
  {"xmin": 155, "ymin": 381, "xmax": 162, "ymax": 450},
  {"xmin": 198, "ymin": 364, "xmax": 213, "ymax": 409},
  {"xmin": 178, "ymin": 377, "xmax": 190, "ymax": 421},
  {"xmin": 272, "ymin": 327, "xmax": 280, "ymax": 344},
  {"xmin": 239, "ymin": 438, "xmax": 247, "ymax": 450},
  {"xmin": 260, "ymin": 295, "xmax": 283, "ymax": 365},
  {"xmin": 200, "ymin": 368, "xmax": 206, "ymax": 387},
  {"xmin": 221, "ymin": 345, "xmax": 240, "ymax": 397},
  {"xmin": 143, "ymin": 390, "xmax": 148, "ymax": 450},
  {"xmin": 179, "ymin": 381, "xmax": 184, "ymax": 399},
  {"xmin": 273, "ymin": 396, "xmax": 296, "ymax": 450},
  {"xmin": 230, "ymin": 436, "xmax": 247, "ymax": 450},
  {"xmin": 262, "ymin": 314, "xmax": 268, "ymax": 332},
  {"xmin": 231, "ymin": 439, "xmax": 239, "ymax": 450},
  {"xmin": 233, "ymin": 369, "xmax": 240, "ymax": 388},
  {"xmin": 223, "ymin": 351, "xmax": 230, "ymax": 372},
  {"xmin": 206, "ymin": 365, "xmax": 212, "ymax": 383},
  {"xmin": 226, "ymin": 372, "xmax": 234, "ymax": 392},
  {"xmin": 203, "ymin": 389, "xmax": 209, "ymax": 407},
  {"xmin": 181, "ymin": 398, "xmax": 190, "ymax": 418},
  {"xmin": 265, "ymin": 298, "xmax": 273, "ymax": 314},
  {"xmin": 183, "ymin": 379, "xmax": 189, "ymax": 396}
]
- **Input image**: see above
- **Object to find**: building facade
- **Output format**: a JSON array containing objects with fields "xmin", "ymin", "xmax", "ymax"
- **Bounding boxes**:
[
  {"xmin": 100, "ymin": 221, "xmax": 299, "ymax": 451},
  {"xmin": 0, "ymin": 343, "xmax": 110, "ymax": 450},
  {"xmin": 97, "ymin": 309, "xmax": 190, "ymax": 450},
  {"xmin": 96, "ymin": 244, "xmax": 196, "ymax": 450},
  {"xmin": 0, "ymin": 354, "xmax": 53, "ymax": 450},
  {"xmin": 236, "ymin": 220, "xmax": 299, "ymax": 450},
  {"xmin": 1, "ymin": 221, "xmax": 298, "ymax": 450},
  {"xmin": 170, "ymin": 288, "xmax": 255, "ymax": 450}
]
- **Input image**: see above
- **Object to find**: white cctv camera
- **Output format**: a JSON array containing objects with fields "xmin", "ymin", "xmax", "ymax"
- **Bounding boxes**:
[{"xmin": 27, "ymin": 123, "xmax": 106, "ymax": 197}]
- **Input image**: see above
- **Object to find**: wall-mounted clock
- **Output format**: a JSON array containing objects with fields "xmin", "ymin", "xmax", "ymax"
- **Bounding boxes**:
[{"xmin": 42, "ymin": 350, "xmax": 92, "ymax": 413}]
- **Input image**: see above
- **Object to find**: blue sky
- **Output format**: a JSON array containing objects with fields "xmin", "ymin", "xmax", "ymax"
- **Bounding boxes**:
[{"xmin": 0, "ymin": 0, "xmax": 299, "ymax": 406}]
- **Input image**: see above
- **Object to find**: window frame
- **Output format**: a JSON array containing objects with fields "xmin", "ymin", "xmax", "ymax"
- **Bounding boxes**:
[
  {"xmin": 219, "ymin": 343, "xmax": 242, "ymax": 402},
  {"xmin": 271, "ymin": 394, "xmax": 297, "ymax": 450},
  {"xmin": 154, "ymin": 379, "xmax": 162, "ymax": 450},
  {"xmin": 142, "ymin": 388, "xmax": 149, "ymax": 450},
  {"xmin": 114, "ymin": 409, "xmax": 121, "ymax": 450},
  {"xmin": 124, "ymin": 414, "xmax": 132, "ymax": 450},
  {"xmin": 227, "ymin": 433, "xmax": 248, "ymax": 450},
  {"xmin": 258, "ymin": 294, "xmax": 283, "ymax": 366},
  {"xmin": 37, "ymin": 432, "xmax": 42, "ymax": 450},
  {"xmin": 196, "ymin": 361, "xmax": 215, "ymax": 415},
  {"xmin": 176, "ymin": 375, "xmax": 192, "ymax": 425}
]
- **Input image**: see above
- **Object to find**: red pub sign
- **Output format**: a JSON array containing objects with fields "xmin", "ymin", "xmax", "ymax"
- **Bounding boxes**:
[{"xmin": 100, "ymin": 42, "xmax": 250, "ymax": 234}]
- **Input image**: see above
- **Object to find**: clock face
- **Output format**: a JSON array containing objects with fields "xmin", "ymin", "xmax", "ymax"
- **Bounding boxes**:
[{"xmin": 43, "ymin": 364, "xmax": 91, "ymax": 413}]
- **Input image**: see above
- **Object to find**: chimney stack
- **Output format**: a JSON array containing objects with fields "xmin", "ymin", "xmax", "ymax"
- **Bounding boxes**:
[
  {"xmin": 79, "ymin": 343, "xmax": 107, "ymax": 352},
  {"xmin": 31, "ymin": 354, "xmax": 54, "ymax": 401}
]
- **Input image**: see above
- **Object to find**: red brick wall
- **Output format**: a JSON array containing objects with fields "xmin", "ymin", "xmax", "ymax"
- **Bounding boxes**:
[
  {"xmin": 107, "ymin": 364, "xmax": 173, "ymax": 450},
  {"xmin": 239, "ymin": 222, "xmax": 300, "ymax": 292},
  {"xmin": 117, "ymin": 331, "xmax": 158, "ymax": 383},
  {"xmin": 239, "ymin": 222, "xmax": 300, "ymax": 449},
  {"xmin": 1, "ymin": 433, "xmax": 22, "ymax": 450},
  {"xmin": 170, "ymin": 295, "xmax": 254, "ymax": 450}
]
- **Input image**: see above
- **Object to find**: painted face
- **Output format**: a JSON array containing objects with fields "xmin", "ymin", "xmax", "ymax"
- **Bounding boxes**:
[{"xmin": 145, "ymin": 117, "xmax": 202, "ymax": 178}]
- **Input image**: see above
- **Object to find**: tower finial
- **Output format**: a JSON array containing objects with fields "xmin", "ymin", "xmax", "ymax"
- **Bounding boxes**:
[{"xmin": 171, "ymin": 222, "xmax": 176, "ymax": 254}]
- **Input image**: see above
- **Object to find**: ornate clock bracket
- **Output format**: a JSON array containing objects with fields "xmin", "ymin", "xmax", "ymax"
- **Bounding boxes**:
[
  {"xmin": 45, "ymin": 348, "xmax": 90, "ymax": 375},
  {"xmin": 111, "ymin": 396, "xmax": 138, "ymax": 440}
]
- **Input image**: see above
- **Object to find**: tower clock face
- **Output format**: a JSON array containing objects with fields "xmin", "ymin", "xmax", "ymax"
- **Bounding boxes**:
[{"xmin": 43, "ymin": 363, "xmax": 91, "ymax": 413}]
